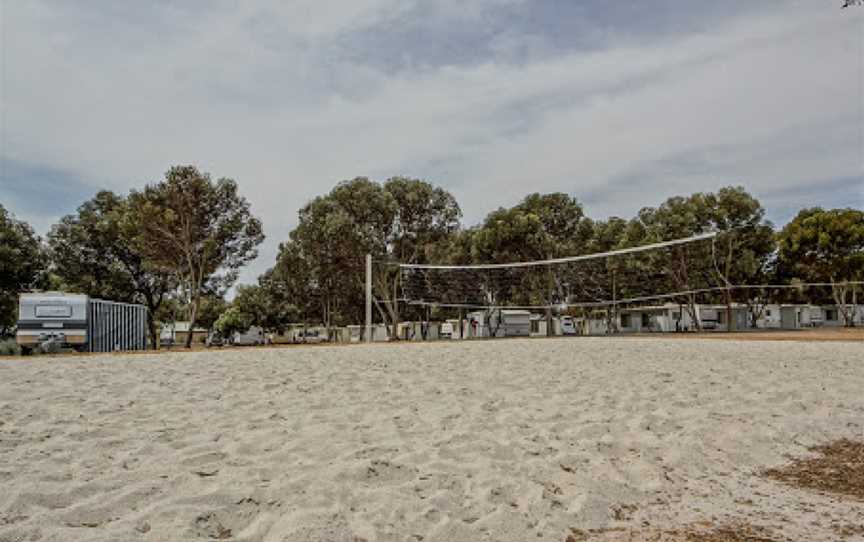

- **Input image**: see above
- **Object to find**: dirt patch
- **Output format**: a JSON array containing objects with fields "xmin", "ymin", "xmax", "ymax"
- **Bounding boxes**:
[
  {"xmin": 763, "ymin": 439, "xmax": 864, "ymax": 500},
  {"xmin": 566, "ymin": 523, "xmax": 784, "ymax": 541},
  {"xmin": 622, "ymin": 327, "xmax": 864, "ymax": 343},
  {"xmin": 833, "ymin": 523, "xmax": 864, "ymax": 539}
]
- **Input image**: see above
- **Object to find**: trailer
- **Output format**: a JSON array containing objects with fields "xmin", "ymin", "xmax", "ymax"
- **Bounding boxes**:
[{"xmin": 16, "ymin": 292, "xmax": 148, "ymax": 354}]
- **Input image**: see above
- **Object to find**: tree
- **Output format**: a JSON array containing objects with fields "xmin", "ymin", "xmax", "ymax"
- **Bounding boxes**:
[
  {"xmin": 193, "ymin": 294, "xmax": 229, "ymax": 332},
  {"xmin": 466, "ymin": 193, "xmax": 592, "ymax": 333},
  {"xmin": 585, "ymin": 217, "xmax": 630, "ymax": 332},
  {"xmin": 48, "ymin": 191, "xmax": 176, "ymax": 348},
  {"xmin": 129, "ymin": 166, "xmax": 264, "ymax": 347},
  {"xmin": 266, "ymin": 239, "xmax": 319, "ymax": 326},
  {"xmin": 289, "ymin": 185, "xmax": 375, "ymax": 332},
  {"xmin": 777, "ymin": 208, "xmax": 864, "ymax": 326},
  {"xmin": 702, "ymin": 187, "xmax": 776, "ymax": 330},
  {"xmin": 214, "ymin": 306, "xmax": 252, "ymax": 339},
  {"xmin": 629, "ymin": 195, "xmax": 713, "ymax": 330},
  {"xmin": 378, "ymin": 177, "xmax": 461, "ymax": 335},
  {"xmin": 514, "ymin": 193, "xmax": 594, "ymax": 255},
  {"xmin": 628, "ymin": 187, "xmax": 774, "ymax": 331},
  {"xmin": 280, "ymin": 176, "xmax": 461, "ymax": 339},
  {"xmin": 232, "ymin": 282, "xmax": 297, "ymax": 333},
  {"xmin": 0, "ymin": 205, "xmax": 47, "ymax": 336}
]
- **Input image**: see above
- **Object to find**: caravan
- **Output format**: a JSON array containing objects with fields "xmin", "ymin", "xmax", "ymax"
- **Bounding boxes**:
[{"xmin": 16, "ymin": 292, "xmax": 148, "ymax": 354}]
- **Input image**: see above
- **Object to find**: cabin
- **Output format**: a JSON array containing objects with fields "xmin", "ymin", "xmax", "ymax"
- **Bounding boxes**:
[
  {"xmin": 818, "ymin": 304, "xmax": 864, "ymax": 327},
  {"xmin": 159, "ymin": 321, "xmax": 208, "ymax": 346},
  {"xmin": 462, "ymin": 310, "xmax": 530, "ymax": 338}
]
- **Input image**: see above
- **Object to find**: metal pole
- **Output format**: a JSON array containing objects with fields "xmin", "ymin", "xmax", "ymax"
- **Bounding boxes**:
[{"xmin": 365, "ymin": 253, "xmax": 372, "ymax": 343}]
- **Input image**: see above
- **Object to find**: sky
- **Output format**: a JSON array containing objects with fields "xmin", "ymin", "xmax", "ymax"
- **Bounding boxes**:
[{"xmin": 1, "ymin": 0, "xmax": 863, "ymax": 287}]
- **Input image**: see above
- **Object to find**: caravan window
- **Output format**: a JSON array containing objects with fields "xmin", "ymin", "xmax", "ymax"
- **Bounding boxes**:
[{"xmin": 35, "ymin": 305, "xmax": 72, "ymax": 318}]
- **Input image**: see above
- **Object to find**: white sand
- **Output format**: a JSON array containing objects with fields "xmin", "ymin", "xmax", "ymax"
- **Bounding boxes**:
[{"xmin": 1, "ymin": 338, "xmax": 862, "ymax": 541}]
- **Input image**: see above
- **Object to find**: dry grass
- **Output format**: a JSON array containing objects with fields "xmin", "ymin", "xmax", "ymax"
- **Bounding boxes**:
[
  {"xmin": 565, "ymin": 523, "xmax": 784, "ymax": 542},
  {"xmin": 763, "ymin": 439, "xmax": 864, "ymax": 500}
]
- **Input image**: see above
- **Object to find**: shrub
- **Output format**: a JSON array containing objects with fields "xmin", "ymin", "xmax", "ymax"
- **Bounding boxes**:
[{"xmin": 0, "ymin": 338, "xmax": 21, "ymax": 356}]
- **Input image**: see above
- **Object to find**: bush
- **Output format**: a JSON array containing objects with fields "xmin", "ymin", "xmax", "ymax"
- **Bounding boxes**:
[{"xmin": 0, "ymin": 338, "xmax": 21, "ymax": 356}]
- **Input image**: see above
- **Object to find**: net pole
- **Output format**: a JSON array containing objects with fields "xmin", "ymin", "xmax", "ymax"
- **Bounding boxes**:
[{"xmin": 365, "ymin": 254, "xmax": 372, "ymax": 343}]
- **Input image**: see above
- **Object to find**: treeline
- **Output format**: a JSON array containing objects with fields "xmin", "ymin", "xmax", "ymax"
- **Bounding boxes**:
[
  {"xmin": 1, "ymin": 166, "xmax": 863, "ymax": 347},
  {"xmin": 253, "ymin": 179, "xmax": 862, "ymax": 334},
  {"xmin": 1, "ymin": 166, "xmax": 262, "ymax": 347}
]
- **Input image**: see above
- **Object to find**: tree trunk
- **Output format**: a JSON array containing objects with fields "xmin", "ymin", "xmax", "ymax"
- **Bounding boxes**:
[
  {"xmin": 185, "ymin": 293, "xmax": 200, "ymax": 348},
  {"xmin": 143, "ymin": 292, "xmax": 163, "ymax": 350},
  {"xmin": 546, "ymin": 269, "xmax": 554, "ymax": 336},
  {"xmin": 725, "ymin": 289, "xmax": 734, "ymax": 333},
  {"xmin": 147, "ymin": 316, "xmax": 159, "ymax": 350},
  {"xmin": 391, "ymin": 276, "xmax": 399, "ymax": 341},
  {"xmin": 686, "ymin": 293, "xmax": 701, "ymax": 332},
  {"xmin": 831, "ymin": 281, "xmax": 852, "ymax": 327}
]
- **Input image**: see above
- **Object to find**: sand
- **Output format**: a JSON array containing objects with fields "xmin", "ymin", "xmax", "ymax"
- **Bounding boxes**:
[{"xmin": 0, "ymin": 337, "xmax": 862, "ymax": 542}]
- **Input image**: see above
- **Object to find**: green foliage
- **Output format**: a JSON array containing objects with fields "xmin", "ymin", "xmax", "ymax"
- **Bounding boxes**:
[
  {"xmin": 465, "ymin": 193, "xmax": 592, "ymax": 306},
  {"xmin": 269, "ymin": 176, "xmax": 461, "ymax": 329},
  {"xmin": 129, "ymin": 166, "xmax": 264, "ymax": 346},
  {"xmin": 472, "ymin": 193, "xmax": 591, "ymax": 263},
  {"xmin": 0, "ymin": 204, "xmax": 47, "ymax": 336},
  {"xmin": 777, "ymin": 207, "xmax": 864, "ymax": 283},
  {"xmin": 777, "ymin": 207, "xmax": 864, "ymax": 325},
  {"xmin": 194, "ymin": 295, "xmax": 229, "ymax": 331},
  {"xmin": 47, "ymin": 191, "xmax": 176, "ymax": 347},
  {"xmin": 0, "ymin": 338, "xmax": 21, "ymax": 356},
  {"xmin": 214, "ymin": 306, "xmax": 252, "ymax": 338},
  {"xmin": 49, "ymin": 191, "xmax": 137, "ymax": 299}
]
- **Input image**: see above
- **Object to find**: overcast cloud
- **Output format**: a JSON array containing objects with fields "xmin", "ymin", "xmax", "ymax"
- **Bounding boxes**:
[{"xmin": 1, "ymin": 0, "xmax": 862, "ymax": 286}]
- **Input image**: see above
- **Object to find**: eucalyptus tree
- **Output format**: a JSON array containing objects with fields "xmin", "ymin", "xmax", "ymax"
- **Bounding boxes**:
[
  {"xmin": 48, "ymin": 191, "xmax": 176, "ymax": 348},
  {"xmin": 129, "ymin": 166, "xmax": 264, "ymax": 347},
  {"xmin": 0, "ymin": 205, "xmax": 46, "ymax": 336},
  {"xmin": 282, "ymin": 176, "xmax": 460, "ymax": 338},
  {"xmin": 777, "ymin": 207, "xmax": 864, "ymax": 326}
]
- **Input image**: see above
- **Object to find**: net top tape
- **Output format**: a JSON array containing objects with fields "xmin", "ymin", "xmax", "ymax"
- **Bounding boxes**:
[{"xmin": 398, "ymin": 231, "xmax": 717, "ymax": 270}]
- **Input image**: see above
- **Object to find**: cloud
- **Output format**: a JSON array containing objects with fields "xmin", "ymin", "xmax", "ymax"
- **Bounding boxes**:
[
  {"xmin": 1, "ymin": 0, "xmax": 861, "ymax": 286},
  {"xmin": 0, "ymin": 158, "xmax": 97, "ymax": 235}
]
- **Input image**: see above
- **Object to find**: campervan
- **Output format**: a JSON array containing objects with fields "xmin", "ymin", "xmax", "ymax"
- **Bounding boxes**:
[
  {"xmin": 16, "ymin": 292, "xmax": 148, "ymax": 354},
  {"xmin": 16, "ymin": 292, "xmax": 89, "ymax": 353}
]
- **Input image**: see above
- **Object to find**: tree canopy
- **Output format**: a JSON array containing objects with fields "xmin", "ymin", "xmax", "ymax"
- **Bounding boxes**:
[
  {"xmin": 0, "ymin": 205, "xmax": 46, "ymax": 336},
  {"xmin": 129, "ymin": 166, "xmax": 264, "ymax": 346},
  {"xmin": 265, "ymin": 176, "xmax": 461, "ymax": 334},
  {"xmin": 48, "ymin": 191, "xmax": 176, "ymax": 347},
  {"xmin": 777, "ymin": 207, "xmax": 864, "ymax": 325},
  {"xmin": 5, "ymin": 164, "xmax": 862, "ymax": 343}
]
